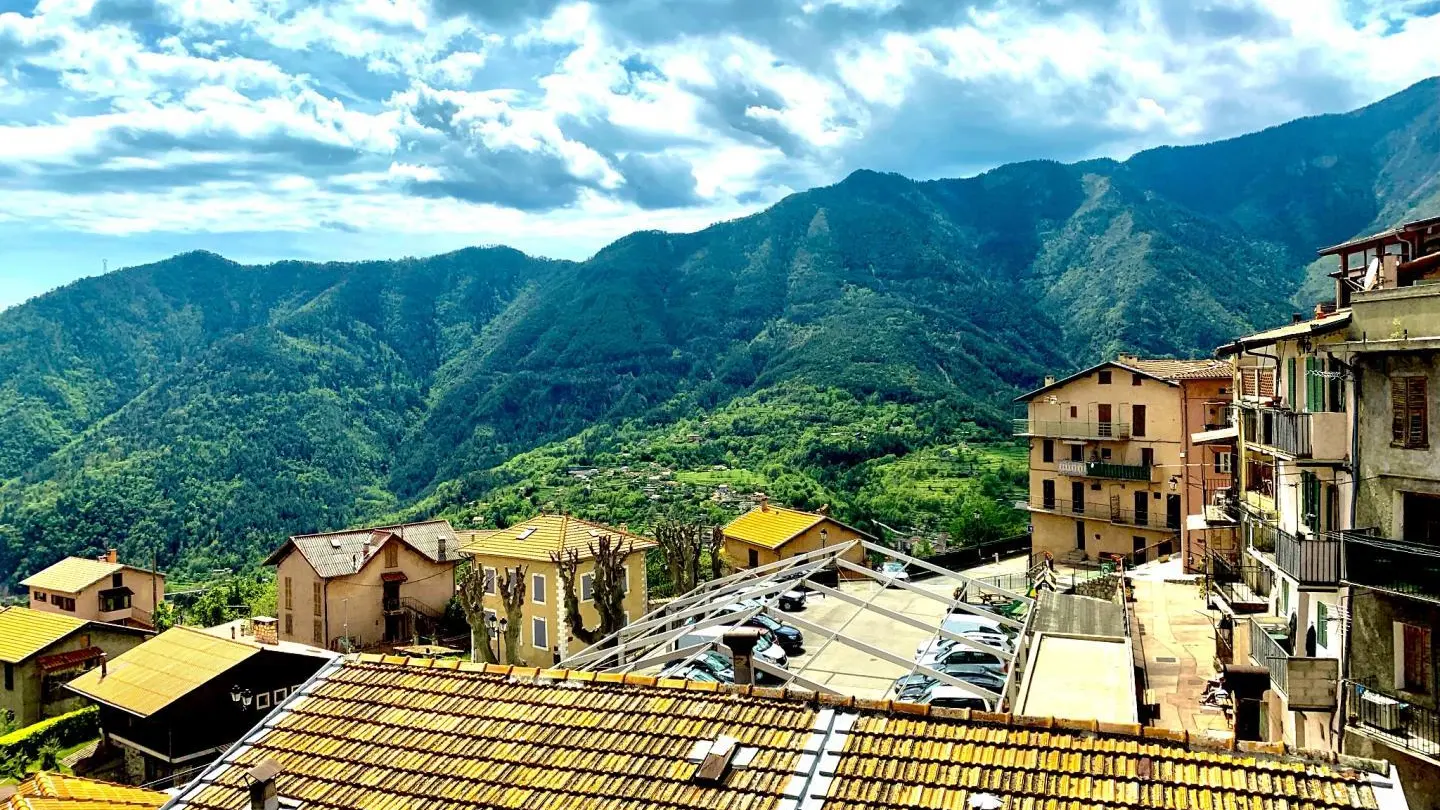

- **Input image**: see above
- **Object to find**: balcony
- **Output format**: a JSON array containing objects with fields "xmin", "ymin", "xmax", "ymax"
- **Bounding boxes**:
[
  {"xmin": 1345, "ymin": 681, "xmax": 1440, "ymax": 760},
  {"xmin": 1342, "ymin": 532, "xmax": 1440, "ymax": 603},
  {"xmin": 1250, "ymin": 618, "xmax": 1291, "ymax": 696},
  {"xmin": 1242, "ymin": 407, "xmax": 1311, "ymax": 458},
  {"xmin": 1248, "ymin": 617, "xmax": 1340, "ymax": 709},
  {"xmin": 1027, "ymin": 497, "xmax": 1178, "ymax": 531},
  {"xmin": 1208, "ymin": 550, "xmax": 1269, "ymax": 614},
  {"xmin": 1055, "ymin": 460, "xmax": 1152, "ymax": 481},
  {"xmin": 1014, "ymin": 419, "xmax": 1131, "ymax": 441},
  {"xmin": 1275, "ymin": 529, "xmax": 1341, "ymax": 586}
]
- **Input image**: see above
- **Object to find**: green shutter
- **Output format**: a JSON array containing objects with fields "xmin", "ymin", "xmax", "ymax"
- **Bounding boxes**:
[
  {"xmin": 1317, "ymin": 601, "xmax": 1329, "ymax": 648},
  {"xmin": 1305, "ymin": 357, "xmax": 1318, "ymax": 412},
  {"xmin": 1287, "ymin": 357, "xmax": 1297, "ymax": 408}
]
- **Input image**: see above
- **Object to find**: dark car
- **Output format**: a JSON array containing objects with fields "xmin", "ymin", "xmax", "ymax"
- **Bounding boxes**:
[
  {"xmin": 685, "ymin": 649, "xmax": 785, "ymax": 685},
  {"xmin": 718, "ymin": 604, "xmax": 805, "ymax": 653},
  {"xmin": 894, "ymin": 667, "xmax": 1005, "ymax": 701}
]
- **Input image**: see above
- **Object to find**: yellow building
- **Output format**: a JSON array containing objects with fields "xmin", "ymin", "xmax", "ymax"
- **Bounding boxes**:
[
  {"xmin": 721, "ymin": 500, "xmax": 871, "ymax": 570},
  {"xmin": 264, "ymin": 520, "xmax": 460, "ymax": 651},
  {"xmin": 458, "ymin": 515, "xmax": 656, "ymax": 667},
  {"xmin": 1017, "ymin": 357, "xmax": 1232, "ymax": 566},
  {"xmin": 20, "ymin": 552, "xmax": 165, "ymax": 629}
]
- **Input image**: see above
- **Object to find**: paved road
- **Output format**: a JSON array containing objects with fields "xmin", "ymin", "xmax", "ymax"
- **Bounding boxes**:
[{"xmin": 1129, "ymin": 559, "xmax": 1231, "ymax": 738}]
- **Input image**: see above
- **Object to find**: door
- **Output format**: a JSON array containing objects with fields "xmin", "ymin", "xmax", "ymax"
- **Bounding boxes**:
[
  {"xmin": 748, "ymin": 548, "xmax": 759, "ymax": 568},
  {"xmin": 1075, "ymin": 521, "xmax": 1086, "ymax": 551},
  {"xmin": 1042, "ymin": 480, "xmax": 1055, "ymax": 510},
  {"xmin": 382, "ymin": 581, "xmax": 402, "ymax": 642},
  {"xmin": 1132, "ymin": 404, "xmax": 1146, "ymax": 437},
  {"xmin": 1167, "ymin": 494, "xmax": 1182, "ymax": 530},
  {"xmin": 1133, "ymin": 536, "xmax": 1146, "ymax": 564},
  {"xmin": 1071, "ymin": 481, "xmax": 1085, "ymax": 514},
  {"xmin": 1134, "ymin": 491, "xmax": 1149, "ymax": 526},
  {"xmin": 1097, "ymin": 404, "xmax": 1113, "ymax": 437}
]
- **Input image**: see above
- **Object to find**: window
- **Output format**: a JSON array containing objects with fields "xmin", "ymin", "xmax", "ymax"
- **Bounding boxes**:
[
  {"xmin": 256, "ymin": 691, "xmax": 271, "ymax": 710},
  {"xmin": 1100, "ymin": 447, "xmax": 1112, "ymax": 460},
  {"xmin": 4, "ymin": 663, "xmax": 12, "ymax": 691},
  {"xmin": 1140, "ymin": 448, "xmax": 1153, "ymax": 467},
  {"xmin": 1069, "ymin": 444, "xmax": 1083, "ymax": 462},
  {"xmin": 312, "ymin": 582, "xmax": 321, "ymax": 616},
  {"xmin": 100, "ymin": 590, "xmax": 131, "ymax": 612},
  {"xmin": 53, "ymin": 596, "xmax": 75, "ymax": 612},
  {"xmin": 385, "ymin": 544, "xmax": 399, "ymax": 569},
  {"xmin": 273, "ymin": 688, "xmax": 287, "ymax": 704},
  {"xmin": 532, "ymin": 616, "xmax": 548, "ymax": 650},
  {"xmin": 1069, "ymin": 405, "xmax": 1078, "ymax": 418},
  {"xmin": 1279, "ymin": 579, "xmax": 1289, "ymax": 617},
  {"xmin": 34, "ymin": 591, "xmax": 46, "ymax": 603},
  {"xmin": 1398, "ymin": 623, "xmax": 1432, "ymax": 692},
  {"xmin": 284, "ymin": 577, "xmax": 293, "ymax": 611},
  {"xmin": 1042, "ymin": 440, "xmax": 1054, "ymax": 463},
  {"xmin": 111, "ymin": 572, "xmax": 123, "ymax": 588},
  {"xmin": 313, "ymin": 619, "xmax": 322, "ymax": 644},
  {"xmin": 1214, "ymin": 452, "xmax": 1232, "ymax": 474},
  {"xmin": 747, "ymin": 549, "xmax": 759, "ymax": 567},
  {"xmin": 1098, "ymin": 370, "xmax": 1112, "ymax": 385},
  {"xmin": 532, "ymin": 573, "xmax": 546, "ymax": 605},
  {"xmin": 1316, "ymin": 602, "xmax": 1328, "ymax": 649},
  {"xmin": 622, "ymin": 565, "xmax": 630, "ymax": 597},
  {"xmin": 1132, "ymin": 404, "xmax": 1146, "ymax": 437},
  {"xmin": 1132, "ymin": 374, "xmax": 1143, "ymax": 386},
  {"xmin": 581, "ymin": 572, "xmax": 595, "ymax": 602},
  {"xmin": 284, "ymin": 613, "xmax": 294, "ymax": 636},
  {"xmin": 1392, "ymin": 376, "xmax": 1428, "ymax": 448},
  {"xmin": 483, "ymin": 567, "xmax": 496, "ymax": 595}
]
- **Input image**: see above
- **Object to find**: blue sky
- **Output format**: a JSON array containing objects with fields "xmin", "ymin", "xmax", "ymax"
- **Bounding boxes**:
[{"xmin": 2, "ymin": 0, "xmax": 1439, "ymax": 309}]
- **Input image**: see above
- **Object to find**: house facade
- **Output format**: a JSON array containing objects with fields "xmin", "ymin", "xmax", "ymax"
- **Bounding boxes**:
[
  {"xmin": 65, "ymin": 624, "xmax": 334, "ymax": 787},
  {"xmin": 0, "ymin": 607, "xmax": 150, "ymax": 727},
  {"xmin": 458, "ymin": 515, "xmax": 654, "ymax": 667},
  {"xmin": 20, "ymin": 551, "xmax": 164, "ymax": 629},
  {"xmin": 264, "ymin": 520, "xmax": 460, "ymax": 651},
  {"xmin": 1018, "ymin": 358, "xmax": 1231, "ymax": 567},
  {"xmin": 721, "ymin": 500, "xmax": 870, "ymax": 571}
]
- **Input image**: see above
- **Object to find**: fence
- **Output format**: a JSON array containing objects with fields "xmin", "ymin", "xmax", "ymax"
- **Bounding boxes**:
[
  {"xmin": 1028, "ymin": 497, "xmax": 1178, "ymax": 531},
  {"xmin": 1345, "ymin": 680, "xmax": 1440, "ymax": 759}
]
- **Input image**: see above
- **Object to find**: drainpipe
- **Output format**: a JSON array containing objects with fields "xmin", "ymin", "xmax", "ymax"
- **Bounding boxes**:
[{"xmin": 1334, "ymin": 362, "xmax": 1361, "ymax": 751}]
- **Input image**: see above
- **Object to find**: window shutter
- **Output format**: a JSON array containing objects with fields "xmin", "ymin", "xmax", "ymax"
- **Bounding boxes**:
[
  {"xmin": 1407, "ymin": 376, "xmax": 1428, "ymax": 447},
  {"xmin": 1305, "ymin": 357, "xmax": 1318, "ymax": 412},
  {"xmin": 1287, "ymin": 357, "xmax": 1296, "ymax": 407},
  {"xmin": 1392, "ymin": 377, "xmax": 1408, "ymax": 444},
  {"xmin": 1316, "ymin": 602, "xmax": 1328, "ymax": 648}
]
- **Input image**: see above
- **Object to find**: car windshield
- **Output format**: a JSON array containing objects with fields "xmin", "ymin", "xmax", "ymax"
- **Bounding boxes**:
[
  {"xmin": 750, "ymin": 613, "xmax": 782, "ymax": 631},
  {"xmin": 753, "ymin": 633, "xmax": 774, "ymax": 652},
  {"xmin": 882, "ymin": 562, "xmax": 905, "ymax": 573},
  {"xmin": 700, "ymin": 652, "xmax": 732, "ymax": 671}
]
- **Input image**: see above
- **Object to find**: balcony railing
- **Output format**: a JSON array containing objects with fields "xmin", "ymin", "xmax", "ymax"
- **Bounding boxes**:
[
  {"xmin": 1242, "ymin": 407, "xmax": 1312, "ymax": 458},
  {"xmin": 1209, "ymin": 550, "xmax": 1269, "ymax": 613},
  {"xmin": 1055, "ymin": 460, "xmax": 1152, "ymax": 481},
  {"xmin": 1342, "ymin": 531, "xmax": 1440, "ymax": 602},
  {"xmin": 1345, "ymin": 681, "xmax": 1440, "ymax": 759},
  {"xmin": 1014, "ymin": 419, "xmax": 1131, "ymax": 440},
  {"xmin": 1274, "ymin": 528, "xmax": 1340, "ymax": 586},
  {"xmin": 1028, "ymin": 497, "xmax": 1178, "ymax": 531},
  {"xmin": 1250, "ymin": 618, "xmax": 1291, "ymax": 697}
]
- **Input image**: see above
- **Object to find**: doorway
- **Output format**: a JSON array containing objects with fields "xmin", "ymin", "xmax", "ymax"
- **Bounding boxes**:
[
  {"xmin": 1167, "ymin": 493, "xmax": 1182, "ymax": 530},
  {"xmin": 383, "ymin": 581, "xmax": 402, "ymax": 642},
  {"xmin": 1097, "ymin": 403, "xmax": 1113, "ymax": 437}
]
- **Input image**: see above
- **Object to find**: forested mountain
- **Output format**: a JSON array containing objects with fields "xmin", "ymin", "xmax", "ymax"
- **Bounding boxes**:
[{"xmin": 2, "ymin": 78, "xmax": 1438, "ymax": 587}]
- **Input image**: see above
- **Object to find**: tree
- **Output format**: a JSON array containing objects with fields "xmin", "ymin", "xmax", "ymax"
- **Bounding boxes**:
[
  {"xmin": 497, "ymin": 565, "xmax": 527, "ymax": 663},
  {"xmin": 552, "ymin": 534, "xmax": 630, "ymax": 648},
  {"xmin": 152, "ymin": 601, "xmax": 177, "ymax": 631},
  {"xmin": 456, "ymin": 561, "xmax": 499, "ymax": 664},
  {"xmin": 654, "ymin": 520, "xmax": 703, "ymax": 594},
  {"xmin": 706, "ymin": 526, "xmax": 725, "ymax": 580}
]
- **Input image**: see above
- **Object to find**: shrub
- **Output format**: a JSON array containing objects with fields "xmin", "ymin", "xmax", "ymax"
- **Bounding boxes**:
[{"xmin": 0, "ymin": 706, "xmax": 99, "ymax": 769}]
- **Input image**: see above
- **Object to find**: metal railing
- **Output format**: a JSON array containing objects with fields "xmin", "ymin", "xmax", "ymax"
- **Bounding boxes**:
[
  {"xmin": 1249, "ymin": 617, "xmax": 1290, "ymax": 697},
  {"xmin": 1345, "ymin": 680, "xmax": 1440, "ymax": 758},
  {"xmin": 1275, "ymin": 529, "xmax": 1340, "ymax": 586},
  {"xmin": 1209, "ymin": 550, "xmax": 1269, "ymax": 612},
  {"xmin": 1056, "ymin": 460, "xmax": 1152, "ymax": 481},
  {"xmin": 1027, "ymin": 497, "xmax": 1178, "ymax": 531},
  {"xmin": 1014, "ymin": 419, "xmax": 1131, "ymax": 440},
  {"xmin": 1341, "ymin": 531, "xmax": 1440, "ymax": 602},
  {"xmin": 1242, "ymin": 407, "xmax": 1312, "ymax": 458}
]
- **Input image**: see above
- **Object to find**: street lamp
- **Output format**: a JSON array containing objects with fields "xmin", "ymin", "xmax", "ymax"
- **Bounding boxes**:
[{"xmin": 230, "ymin": 685, "xmax": 253, "ymax": 708}]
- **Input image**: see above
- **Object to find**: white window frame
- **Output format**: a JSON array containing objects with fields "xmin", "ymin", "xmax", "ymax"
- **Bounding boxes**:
[
  {"xmin": 273, "ymin": 688, "xmax": 286, "ymax": 704},
  {"xmin": 1215, "ymin": 451, "xmax": 1232, "ymax": 474},
  {"xmin": 532, "ymin": 573, "xmax": 546, "ymax": 605},
  {"xmin": 256, "ymin": 692, "xmax": 271, "ymax": 710},
  {"xmin": 532, "ymin": 616, "xmax": 548, "ymax": 651},
  {"xmin": 580, "ymin": 572, "xmax": 594, "ymax": 602},
  {"xmin": 483, "ymin": 567, "xmax": 496, "ymax": 596},
  {"xmin": 622, "ymin": 565, "xmax": 630, "ymax": 597}
]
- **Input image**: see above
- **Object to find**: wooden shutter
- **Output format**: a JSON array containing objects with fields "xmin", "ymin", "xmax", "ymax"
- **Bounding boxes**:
[
  {"xmin": 1392, "ymin": 377, "xmax": 1408, "ymax": 444},
  {"xmin": 1305, "ymin": 357, "xmax": 1318, "ymax": 412},
  {"xmin": 1403, "ymin": 624, "xmax": 1432, "ymax": 691},
  {"xmin": 1407, "ymin": 376, "xmax": 1428, "ymax": 448}
]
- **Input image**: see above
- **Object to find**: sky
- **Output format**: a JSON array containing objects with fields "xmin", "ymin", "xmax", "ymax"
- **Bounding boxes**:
[{"xmin": 2, "ymin": 0, "xmax": 1440, "ymax": 309}]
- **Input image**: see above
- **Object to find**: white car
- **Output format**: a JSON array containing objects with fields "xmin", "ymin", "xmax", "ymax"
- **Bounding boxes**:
[{"xmin": 880, "ymin": 561, "xmax": 910, "ymax": 586}]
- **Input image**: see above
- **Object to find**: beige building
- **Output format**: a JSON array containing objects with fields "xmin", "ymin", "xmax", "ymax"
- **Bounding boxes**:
[
  {"xmin": 264, "ymin": 520, "xmax": 460, "ymax": 651},
  {"xmin": 458, "ymin": 515, "xmax": 655, "ymax": 667},
  {"xmin": 1017, "ymin": 357, "xmax": 1232, "ymax": 566},
  {"xmin": 20, "ymin": 551, "xmax": 165, "ymax": 629},
  {"xmin": 0, "ymin": 606, "xmax": 151, "ymax": 727},
  {"xmin": 721, "ymin": 501, "xmax": 871, "ymax": 570}
]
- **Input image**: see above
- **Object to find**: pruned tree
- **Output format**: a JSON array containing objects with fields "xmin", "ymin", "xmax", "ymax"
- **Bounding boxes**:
[
  {"xmin": 552, "ymin": 534, "xmax": 631, "ymax": 647},
  {"xmin": 706, "ymin": 525, "xmax": 725, "ymax": 580},
  {"xmin": 497, "ymin": 565, "xmax": 527, "ymax": 663},
  {"xmin": 456, "ymin": 561, "xmax": 499, "ymax": 664},
  {"xmin": 655, "ymin": 519, "xmax": 705, "ymax": 594}
]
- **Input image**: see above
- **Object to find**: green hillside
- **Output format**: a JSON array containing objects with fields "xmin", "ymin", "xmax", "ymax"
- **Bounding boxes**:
[{"xmin": 2, "ymin": 78, "xmax": 1439, "ymax": 587}]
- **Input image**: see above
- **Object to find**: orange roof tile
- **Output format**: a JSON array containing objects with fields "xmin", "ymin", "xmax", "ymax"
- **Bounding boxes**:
[
  {"xmin": 165, "ymin": 657, "xmax": 1390, "ymax": 810},
  {"xmin": 5, "ymin": 773, "xmax": 165, "ymax": 810}
]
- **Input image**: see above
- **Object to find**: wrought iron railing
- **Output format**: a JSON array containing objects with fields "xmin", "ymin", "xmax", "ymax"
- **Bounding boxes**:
[
  {"xmin": 1275, "ymin": 529, "xmax": 1340, "ymax": 586},
  {"xmin": 1056, "ymin": 460, "xmax": 1152, "ymax": 481},
  {"xmin": 1345, "ymin": 681, "xmax": 1440, "ymax": 758},
  {"xmin": 1341, "ymin": 531, "xmax": 1440, "ymax": 602},
  {"xmin": 1242, "ymin": 407, "xmax": 1312, "ymax": 458},
  {"xmin": 1209, "ymin": 550, "xmax": 1269, "ymax": 611},
  {"xmin": 1249, "ymin": 618, "xmax": 1290, "ymax": 697},
  {"xmin": 1014, "ymin": 419, "xmax": 1132, "ymax": 440},
  {"xmin": 1027, "ymin": 497, "xmax": 1177, "ymax": 531}
]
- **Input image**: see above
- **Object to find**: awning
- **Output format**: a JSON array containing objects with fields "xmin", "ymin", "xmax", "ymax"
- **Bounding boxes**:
[
  {"xmin": 36, "ymin": 646, "xmax": 105, "ymax": 673},
  {"xmin": 1190, "ymin": 426, "xmax": 1237, "ymax": 445},
  {"xmin": 381, "ymin": 572, "xmax": 408, "ymax": 583}
]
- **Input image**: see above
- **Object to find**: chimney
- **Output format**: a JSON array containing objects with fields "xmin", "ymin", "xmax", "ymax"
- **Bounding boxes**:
[
  {"xmin": 246, "ymin": 759, "xmax": 282, "ymax": 810},
  {"xmin": 756, "ymin": 494, "xmax": 769, "ymax": 513},
  {"xmin": 106, "ymin": 549, "xmax": 117, "ymax": 564},
  {"xmin": 816, "ymin": 504, "xmax": 830, "ymax": 516},
  {"xmin": 1043, "ymin": 375, "xmax": 1056, "ymax": 387},
  {"xmin": 437, "ymin": 537, "xmax": 447, "ymax": 562},
  {"xmin": 723, "ymin": 628, "xmax": 762, "ymax": 686},
  {"xmin": 1117, "ymin": 354, "xmax": 1138, "ymax": 365},
  {"xmin": 252, "ymin": 616, "xmax": 279, "ymax": 646},
  {"xmin": 99, "ymin": 653, "xmax": 107, "ymax": 678}
]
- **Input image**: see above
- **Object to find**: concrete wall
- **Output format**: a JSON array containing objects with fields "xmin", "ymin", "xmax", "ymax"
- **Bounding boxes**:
[
  {"xmin": 1344, "ymin": 729, "xmax": 1440, "ymax": 810},
  {"xmin": 469, "ymin": 551, "xmax": 650, "ymax": 668},
  {"xmin": 724, "ymin": 519, "xmax": 866, "ymax": 571},
  {"xmin": 1354, "ymin": 353, "xmax": 1440, "ymax": 535},
  {"xmin": 0, "ymin": 624, "xmax": 148, "ymax": 727}
]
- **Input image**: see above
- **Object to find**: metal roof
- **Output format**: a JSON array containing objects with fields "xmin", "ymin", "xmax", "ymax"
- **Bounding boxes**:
[
  {"xmin": 1316, "ymin": 215, "xmax": 1440, "ymax": 256},
  {"xmin": 0, "ymin": 606, "xmax": 88, "ymax": 663},
  {"xmin": 265, "ymin": 519, "xmax": 458, "ymax": 579},
  {"xmin": 1215, "ymin": 312, "xmax": 1352, "ymax": 356},
  {"xmin": 1030, "ymin": 591, "xmax": 1127, "ymax": 639},
  {"xmin": 458, "ymin": 514, "xmax": 656, "ymax": 562},
  {"xmin": 65, "ymin": 626, "xmax": 260, "ymax": 717}
]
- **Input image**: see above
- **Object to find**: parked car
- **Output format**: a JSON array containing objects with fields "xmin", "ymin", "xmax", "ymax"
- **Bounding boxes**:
[
  {"xmin": 924, "ymin": 685, "xmax": 997, "ymax": 711},
  {"xmin": 880, "ymin": 561, "xmax": 910, "ymax": 587},
  {"xmin": 894, "ymin": 668, "xmax": 1005, "ymax": 702},
  {"xmin": 715, "ymin": 603, "xmax": 805, "ymax": 653},
  {"xmin": 659, "ymin": 663, "xmax": 726, "ymax": 683},
  {"xmin": 739, "ymin": 584, "xmax": 808, "ymax": 611},
  {"xmin": 917, "ymin": 644, "xmax": 1008, "ymax": 673},
  {"xmin": 675, "ymin": 625, "xmax": 789, "ymax": 668},
  {"xmin": 680, "ymin": 648, "xmax": 786, "ymax": 686},
  {"xmin": 915, "ymin": 614, "xmax": 1011, "ymax": 659}
]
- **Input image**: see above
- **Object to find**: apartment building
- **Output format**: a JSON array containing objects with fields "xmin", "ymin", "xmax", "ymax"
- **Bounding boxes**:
[
  {"xmin": 1017, "ymin": 357, "xmax": 1231, "ymax": 567},
  {"xmin": 20, "ymin": 551, "xmax": 165, "ymax": 630},
  {"xmin": 1324, "ymin": 217, "xmax": 1440, "ymax": 804},
  {"xmin": 264, "ymin": 520, "xmax": 460, "ymax": 651},
  {"xmin": 458, "ymin": 515, "xmax": 655, "ymax": 667}
]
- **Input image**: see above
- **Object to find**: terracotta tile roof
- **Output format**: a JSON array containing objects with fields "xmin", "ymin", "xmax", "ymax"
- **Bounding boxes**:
[
  {"xmin": 166, "ymin": 656, "xmax": 1390, "ymax": 810},
  {"xmin": 0, "ymin": 607, "xmax": 88, "ymax": 664},
  {"xmin": 1119, "ymin": 358, "xmax": 1234, "ymax": 381},
  {"xmin": 5, "ymin": 773, "xmax": 165, "ymax": 810},
  {"xmin": 266, "ymin": 520, "xmax": 458, "ymax": 578},
  {"xmin": 458, "ymin": 514, "xmax": 656, "ymax": 562},
  {"xmin": 20, "ymin": 559, "xmax": 130, "ymax": 594},
  {"xmin": 65, "ymin": 626, "xmax": 259, "ymax": 717}
]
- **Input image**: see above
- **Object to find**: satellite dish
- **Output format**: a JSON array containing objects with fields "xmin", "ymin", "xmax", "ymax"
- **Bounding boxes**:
[{"xmin": 1362, "ymin": 256, "xmax": 1381, "ymax": 290}]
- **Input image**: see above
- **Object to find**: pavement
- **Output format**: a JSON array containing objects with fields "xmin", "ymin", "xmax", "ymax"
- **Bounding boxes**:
[{"xmin": 1128, "ymin": 558, "xmax": 1231, "ymax": 737}]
